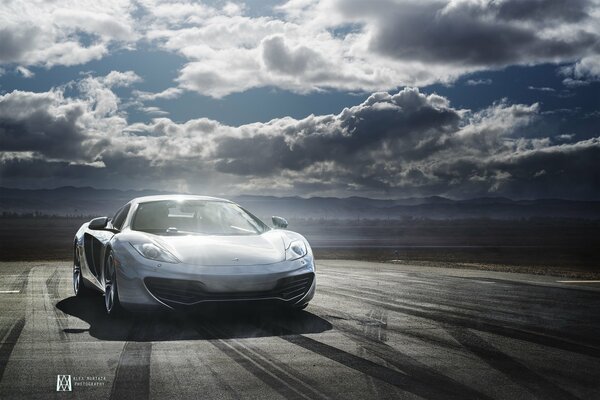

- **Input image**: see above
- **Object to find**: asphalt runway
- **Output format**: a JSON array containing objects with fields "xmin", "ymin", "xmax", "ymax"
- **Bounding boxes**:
[{"xmin": 0, "ymin": 260, "xmax": 599, "ymax": 399}]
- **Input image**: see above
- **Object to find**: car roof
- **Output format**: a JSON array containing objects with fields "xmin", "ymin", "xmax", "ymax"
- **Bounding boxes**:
[{"xmin": 131, "ymin": 194, "xmax": 232, "ymax": 204}]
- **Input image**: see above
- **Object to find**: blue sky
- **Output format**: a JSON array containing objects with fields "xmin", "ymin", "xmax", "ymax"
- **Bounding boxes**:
[
  {"xmin": 2, "ymin": 48, "xmax": 597, "ymax": 130},
  {"xmin": 1, "ymin": 0, "xmax": 599, "ymax": 199}
]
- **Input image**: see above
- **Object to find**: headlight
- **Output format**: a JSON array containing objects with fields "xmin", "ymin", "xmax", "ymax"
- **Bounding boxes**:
[
  {"xmin": 130, "ymin": 242, "xmax": 180, "ymax": 263},
  {"xmin": 286, "ymin": 240, "xmax": 307, "ymax": 260}
]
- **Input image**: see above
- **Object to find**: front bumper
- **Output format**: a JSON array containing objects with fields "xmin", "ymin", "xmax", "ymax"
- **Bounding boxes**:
[{"xmin": 113, "ymin": 243, "xmax": 316, "ymax": 311}]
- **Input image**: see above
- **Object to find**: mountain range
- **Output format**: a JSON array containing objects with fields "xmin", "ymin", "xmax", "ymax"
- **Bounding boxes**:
[{"xmin": 1, "ymin": 186, "xmax": 599, "ymax": 220}]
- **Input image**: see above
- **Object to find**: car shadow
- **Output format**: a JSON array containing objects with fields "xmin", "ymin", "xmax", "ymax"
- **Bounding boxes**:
[{"xmin": 56, "ymin": 295, "xmax": 332, "ymax": 342}]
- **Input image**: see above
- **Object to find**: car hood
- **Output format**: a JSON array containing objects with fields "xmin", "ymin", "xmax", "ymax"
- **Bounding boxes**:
[{"xmin": 153, "ymin": 230, "xmax": 286, "ymax": 266}]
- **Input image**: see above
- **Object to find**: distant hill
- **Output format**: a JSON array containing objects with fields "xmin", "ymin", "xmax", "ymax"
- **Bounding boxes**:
[
  {"xmin": 0, "ymin": 186, "xmax": 166, "ymax": 217},
  {"xmin": 1, "ymin": 186, "xmax": 599, "ymax": 220}
]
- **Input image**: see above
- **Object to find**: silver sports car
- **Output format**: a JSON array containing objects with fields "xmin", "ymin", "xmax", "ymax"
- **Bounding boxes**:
[{"xmin": 72, "ymin": 195, "xmax": 316, "ymax": 315}]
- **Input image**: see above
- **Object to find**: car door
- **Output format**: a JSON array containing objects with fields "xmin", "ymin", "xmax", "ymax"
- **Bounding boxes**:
[{"xmin": 83, "ymin": 204, "xmax": 130, "ymax": 281}]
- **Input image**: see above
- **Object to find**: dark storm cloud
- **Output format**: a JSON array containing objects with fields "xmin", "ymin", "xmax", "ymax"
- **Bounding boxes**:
[
  {"xmin": 215, "ymin": 89, "xmax": 460, "ymax": 175},
  {"xmin": 0, "ymin": 84, "xmax": 208, "ymax": 186},
  {"xmin": 0, "ymin": 92, "xmax": 89, "ymax": 159},
  {"xmin": 488, "ymin": 139, "xmax": 600, "ymax": 199},
  {"xmin": 216, "ymin": 135, "xmax": 298, "ymax": 175},
  {"xmin": 337, "ymin": 0, "xmax": 599, "ymax": 67},
  {"xmin": 2, "ymin": 82, "xmax": 600, "ymax": 199},
  {"xmin": 0, "ymin": 110, "xmax": 86, "ymax": 158},
  {"xmin": 0, "ymin": 27, "xmax": 40, "ymax": 63},
  {"xmin": 493, "ymin": 0, "xmax": 590, "ymax": 22},
  {"xmin": 209, "ymin": 88, "xmax": 600, "ymax": 198},
  {"xmin": 262, "ymin": 36, "xmax": 324, "ymax": 75},
  {"xmin": 426, "ymin": 138, "xmax": 600, "ymax": 199}
]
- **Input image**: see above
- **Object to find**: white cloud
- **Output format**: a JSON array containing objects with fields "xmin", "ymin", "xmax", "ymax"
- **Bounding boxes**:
[
  {"xmin": 133, "ymin": 87, "xmax": 183, "ymax": 101},
  {"xmin": 0, "ymin": 0, "xmax": 137, "ymax": 67},
  {"xmin": 101, "ymin": 70, "xmax": 142, "ymax": 88},
  {"xmin": 2, "ymin": 0, "xmax": 599, "ymax": 97},
  {"xmin": 74, "ymin": 71, "xmax": 141, "ymax": 118},
  {"xmin": 51, "ymin": 8, "xmax": 135, "ymax": 41},
  {"xmin": 466, "ymin": 78, "xmax": 492, "ymax": 86},
  {"xmin": 137, "ymin": 0, "xmax": 600, "ymax": 97},
  {"xmin": 223, "ymin": 2, "xmax": 245, "ymax": 16},
  {"xmin": 528, "ymin": 86, "xmax": 556, "ymax": 92},
  {"xmin": 15, "ymin": 66, "xmax": 34, "ymax": 78},
  {"xmin": 138, "ymin": 106, "xmax": 169, "ymax": 116},
  {"xmin": 561, "ymin": 54, "xmax": 600, "ymax": 85}
]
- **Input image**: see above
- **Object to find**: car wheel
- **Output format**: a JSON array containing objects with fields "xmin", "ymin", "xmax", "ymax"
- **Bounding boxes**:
[
  {"xmin": 73, "ymin": 247, "xmax": 91, "ymax": 297},
  {"xmin": 104, "ymin": 250, "xmax": 124, "ymax": 316}
]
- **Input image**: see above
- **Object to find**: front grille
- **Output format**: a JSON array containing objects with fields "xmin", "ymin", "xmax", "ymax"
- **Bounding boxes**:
[{"xmin": 144, "ymin": 273, "xmax": 314, "ymax": 306}]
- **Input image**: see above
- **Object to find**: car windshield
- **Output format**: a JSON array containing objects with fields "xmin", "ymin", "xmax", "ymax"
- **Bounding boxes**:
[{"xmin": 131, "ymin": 200, "xmax": 269, "ymax": 236}]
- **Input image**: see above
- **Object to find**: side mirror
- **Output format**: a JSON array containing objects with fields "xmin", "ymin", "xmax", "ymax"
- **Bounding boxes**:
[
  {"xmin": 272, "ymin": 216, "xmax": 288, "ymax": 229},
  {"xmin": 88, "ymin": 216, "xmax": 110, "ymax": 230}
]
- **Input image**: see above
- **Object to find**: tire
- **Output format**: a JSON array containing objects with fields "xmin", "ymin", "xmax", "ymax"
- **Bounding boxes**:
[
  {"xmin": 104, "ymin": 249, "xmax": 125, "ymax": 316},
  {"xmin": 73, "ymin": 246, "xmax": 91, "ymax": 297}
]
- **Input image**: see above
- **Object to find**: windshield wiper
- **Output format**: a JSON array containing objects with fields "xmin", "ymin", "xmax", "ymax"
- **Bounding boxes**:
[
  {"xmin": 229, "ymin": 225, "xmax": 255, "ymax": 233},
  {"xmin": 165, "ymin": 228, "xmax": 222, "ymax": 236},
  {"xmin": 163, "ymin": 228, "xmax": 201, "ymax": 235}
]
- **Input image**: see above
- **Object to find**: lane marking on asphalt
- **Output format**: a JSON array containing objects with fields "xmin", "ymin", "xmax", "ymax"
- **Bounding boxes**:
[
  {"xmin": 557, "ymin": 280, "xmax": 600, "ymax": 284},
  {"xmin": 0, "ymin": 290, "xmax": 20, "ymax": 293}
]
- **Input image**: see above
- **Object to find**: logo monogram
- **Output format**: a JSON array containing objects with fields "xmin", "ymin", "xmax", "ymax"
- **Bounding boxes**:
[{"xmin": 56, "ymin": 375, "xmax": 72, "ymax": 392}]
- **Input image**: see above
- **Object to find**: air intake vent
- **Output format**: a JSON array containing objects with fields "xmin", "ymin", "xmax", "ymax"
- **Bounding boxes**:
[{"xmin": 144, "ymin": 273, "xmax": 314, "ymax": 305}]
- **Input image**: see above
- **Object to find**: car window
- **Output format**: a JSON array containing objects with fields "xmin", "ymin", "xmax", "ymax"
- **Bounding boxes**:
[
  {"xmin": 131, "ymin": 200, "xmax": 269, "ymax": 235},
  {"xmin": 112, "ymin": 203, "xmax": 131, "ymax": 230}
]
